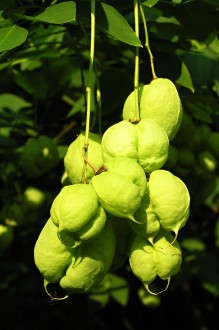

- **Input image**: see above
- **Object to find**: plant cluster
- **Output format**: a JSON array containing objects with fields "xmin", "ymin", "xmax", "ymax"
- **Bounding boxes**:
[{"xmin": 34, "ymin": 76, "xmax": 191, "ymax": 298}]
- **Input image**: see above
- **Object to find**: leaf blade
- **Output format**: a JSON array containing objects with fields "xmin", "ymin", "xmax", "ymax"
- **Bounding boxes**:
[{"xmin": 0, "ymin": 25, "xmax": 28, "ymax": 52}]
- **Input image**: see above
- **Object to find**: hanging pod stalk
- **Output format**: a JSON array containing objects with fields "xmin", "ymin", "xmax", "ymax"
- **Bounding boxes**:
[
  {"xmin": 82, "ymin": 0, "xmax": 96, "ymax": 182},
  {"xmin": 133, "ymin": 0, "xmax": 140, "ymax": 122}
]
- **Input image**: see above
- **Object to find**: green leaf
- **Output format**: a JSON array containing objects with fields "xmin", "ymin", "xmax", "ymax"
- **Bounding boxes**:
[
  {"xmin": 0, "ymin": 93, "xmax": 31, "ymax": 112},
  {"xmin": 181, "ymin": 238, "xmax": 206, "ymax": 252},
  {"xmin": 98, "ymin": 2, "xmax": 142, "ymax": 47},
  {"xmin": 0, "ymin": 25, "xmax": 28, "ymax": 52},
  {"xmin": 13, "ymin": 71, "xmax": 48, "ymax": 99},
  {"xmin": 142, "ymin": 0, "xmax": 160, "ymax": 8},
  {"xmin": 34, "ymin": 1, "xmax": 76, "ymax": 24},
  {"xmin": 176, "ymin": 62, "xmax": 194, "ymax": 92}
]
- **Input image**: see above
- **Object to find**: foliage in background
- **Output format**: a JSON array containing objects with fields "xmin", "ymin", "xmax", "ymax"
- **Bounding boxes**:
[{"xmin": 0, "ymin": 0, "xmax": 219, "ymax": 329}]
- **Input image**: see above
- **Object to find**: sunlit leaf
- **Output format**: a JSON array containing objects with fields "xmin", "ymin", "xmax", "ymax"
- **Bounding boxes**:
[
  {"xmin": 176, "ymin": 62, "xmax": 194, "ymax": 92},
  {"xmin": 142, "ymin": 0, "xmax": 160, "ymax": 8},
  {"xmin": 34, "ymin": 1, "xmax": 76, "ymax": 24},
  {"xmin": 0, "ymin": 93, "xmax": 31, "ymax": 112},
  {"xmin": 0, "ymin": 25, "xmax": 28, "ymax": 52}
]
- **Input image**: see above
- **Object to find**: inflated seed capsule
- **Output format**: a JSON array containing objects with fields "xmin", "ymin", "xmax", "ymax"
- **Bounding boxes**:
[
  {"xmin": 129, "ymin": 235, "xmax": 157, "ymax": 287},
  {"xmin": 21, "ymin": 135, "xmax": 60, "ymax": 177},
  {"xmin": 34, "ymin": 218, "xmax": 73, "ymax": 283},
  {"xmin": 104, "ymin": 156, "xmax": 147, "ymax": 197},
  {"xmin": 128, "ymin": 195, "xmax": 160, "ymax": 244},
  {"xmin": 154, "ymin": 229, "xmax": 182, "ymax": 281},
  {"xmin": 50, "ymin": 184, "xmax": 106, "ymax": 247},
  {"xmin": 135, "ymin": 119, "xmax": 169, "ymax": 173},
  {"xmin": 151, "ymin": 229, "xmax": 182, "ymax": 294},
  {"xmin": 129, "ymin": 230, "xmax": 182, "ymax": 295},
  {"xmin": 101, "ymin": 120, "xmax": 138, "ymax": 162},
  {"xmin": 64, "ymin": 132, "xmax": 104, "ymax": 184},
  {"xmin": 140, "ymin": 78, "xmax": 182, "ymax": 141},
  {"xmin": 148, "ymin": 170, "xmax": 190, "ymax": 241},
  {"xmin": 91, "ymin": 171, "xmax": 142, "ymax": 222},
  {"xmin": 59, "ymin": 221, "xmax": 116, "ymax": 295}
]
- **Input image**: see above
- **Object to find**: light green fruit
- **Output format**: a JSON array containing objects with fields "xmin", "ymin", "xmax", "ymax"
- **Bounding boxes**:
[
  {"xmin": 122, "ymin": 85, "xmax": 146, "ymax": 122},
  {"xmin": 128, "ymin": 196, "xmax": 160, "ymax": 243},
  {"xmin": 23, "ymin": 186, "xmax": 46, "ymax": 209},
  {"xmin": 1, "ymin": 202, "xmax": 24, "ymax": 226},
  {"xmin": 104, "ymin": 156, "xmax": 147, "ymax": 197},
  {"xmin": 101, "ymin": 120, "xmax": 138, "ymax": 162},
  {"xmin": 148, "ymin": 170, "xmax": 190, "ymax": 240},
  {"xmin": 135, "ymin": 119, "xmax": 169, "ymax": 172},
  {"xmin": 198, "ymin": 150, "xmax": 217, "ymax": 172},
  {"xmin": 64, "ymin": 132, "xmax": 104, "ymax": 184},
  {"xmin": 91, "ymin": 172, "xmax": 142, "ymax": 221},
  {"xmin": 138, "ymin": 286, "xmax": 161, "ymax": 308},
  {"xmin": 129, "ymin": 230, "xmax": 182, "ymax": 295},
  {"xmin": 34, "ymin": 218, "xmax": 73, "ymax": 283},
  {"xmin": 59, "ymin": 221, "xmax": 116, "ymax": 295},
  {"xmin": 21, "ymin": 135, "xmax": 60, "ymax": 177},
  {"xmin": 207, "ymin": 132, "xmax": 219, "ymax": 161},
  {"xmin": 61, "ymin": 171, "xmax": 72, "ymax": 186},
  {"xmin": 0, "ymin": 224, "xmax": 14, "ymax": 250},
  {"xmin": 129, "ymin": 235, "xmax": 157, "ymax": 287},
  {"xmin": 138, "ymin": 79, "xmax": 182, "ymax": 141},
  {"xmin": 153, "ymin": 230, "xmax": 182, "ymax": 282},
  {"xmin": 50, "ymin": 184, "xmax": 105, "ymax": 247},
  {"xmin": 59, "ymin": 206, "xmax": 106, "ymax": 248}
]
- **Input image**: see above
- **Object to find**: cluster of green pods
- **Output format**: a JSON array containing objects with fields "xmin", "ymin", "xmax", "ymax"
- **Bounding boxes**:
[{"xmin": 34, "ymin": 77, "xmax": 190, "ymax": 298}]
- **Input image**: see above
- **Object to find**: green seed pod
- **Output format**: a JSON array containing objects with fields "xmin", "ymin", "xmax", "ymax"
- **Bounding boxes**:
[
  {"xmin": 104, "ymin": 156, "xmax": 147, "ymax": 197},
  {"xmin": 140, "ymin": 79, "xmax": 182, "ymax": 141},
  {"xmin": 34, "ymin": 218, "xmax": 73, "ymax": 283},
  {"xmin": 152, "ymin": 229, "xmax": 182, "ymax": 294},
  {"xmin": 23, "ymin": 186, "xmax": 46, "ymax": 209},
  {"xmin": 122, "ymin": 85, "xmax": 146, "ymax": 122},
  {"xmin": 1, "ymin": 201, "xmax": 24, "ymax": 226},
  {"xmin": 135, "ymin": 119, "xmax": 169, "ymax": 173},
  {"xmin": 59, "ymin": 205, "xmax": 106, "ymax": 248},
  {"xmin": 129, "ymin": 230, "xmax": 182, "ymax": 295},
  {"xmin": 101, "ymin": 120, "xmax": 138, "ymax": 162},
  {"xmin": 129, "ymin": 235, "xmax": 157, "ymax": 287},
  {"xmin": 91, "ymin": 172, "xmax": 142, "ymax": 221},
  {"xmin": 123, "ymin": 79, "xmax": 181, "ymax": 140},
  {"xmin": 198, "ymin": 150, "xmax": 217, "ymax": 172},
  {"xmin": 50, "ymin": 184, "xmax": 105, "ymax": 247},
  {"xmin": 138, "ymin": 286, "xmax": 161, "ymax": 308},
  {"xmin": 64, "ymin": 132, "xmax": 104, "ymax": 184},
  {"xmin": 0, "ymin": 224, "xmax": 14, "ymax": 251},
  {"xmin": 128, "ymin": 196, "xmax": 160, "ymax": 244},
  {"xmin": 148, "ymin": 170, "xmax": 190, "ymax": 240},
  {"xmin": 59, "ymin": 221, "xmax": 116, "ymax": 295},
  {"xmin": 21, "ymin": 135, "xmax": 59, "ymax": 177}
]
